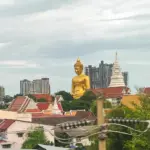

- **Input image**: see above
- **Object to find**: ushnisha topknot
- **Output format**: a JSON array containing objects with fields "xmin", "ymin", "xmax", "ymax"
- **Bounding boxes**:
[{"xmin": 74, "ymin": 58, "xmax": 83, "ymax": 69}]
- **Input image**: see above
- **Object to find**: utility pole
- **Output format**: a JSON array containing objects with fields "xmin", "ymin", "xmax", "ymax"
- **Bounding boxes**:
[{"xmin": 97, "ymin": 97, "xmax": 106, "ymax": 150}]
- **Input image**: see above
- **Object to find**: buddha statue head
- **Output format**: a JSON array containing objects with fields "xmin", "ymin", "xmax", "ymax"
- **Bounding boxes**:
[{"xmin": 74, "ymin": 58, "xmax": 83, "ymax": 75}]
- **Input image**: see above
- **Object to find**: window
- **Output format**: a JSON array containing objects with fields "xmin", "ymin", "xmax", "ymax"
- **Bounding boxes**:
[
  {"xmin": 17, "ymin": 132, "xmax": 24, "ymax": 137},
  {"xmin": 2, "ymin": 144, "xmax": 11, "ymax": 148}
]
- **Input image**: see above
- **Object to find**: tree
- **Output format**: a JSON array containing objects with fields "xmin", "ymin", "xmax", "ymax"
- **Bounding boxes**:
[
  {"xmin": 90, "ymin": 100, "xmax": 112, "ymax": 116},
  {"xmin": 3, "ymin": 95, "xmax": 13, "ymax": 103},
  {"xmin": 22, "ymin": 128, "xmax": 52, "ymax": 149},
  {"xmin": 14, "ymin": 93, "xmax": 23, "ymax": 99},
  {"xmin": 28, "ymin": 94, "xmax": 37, "ymax": 102},
  {"xmin": 106, "ymin": 94, "xmax": 150, "ymax": 150},
  {"xmin": 80, "ymin": 90, "xmax": 96, "ymax": 102},
  {"xmin": 122, "ymin": 94, "xmax": 150, "ymax": 150},
  {"xmin": 62, "ymin": 99, "xmax": 92, "ymax": 111},
  {"xmin": 55, "ymin": 132, "xmax": 70, "ymax": 148},
  {"xmin": 37, "ymin": 98, "xmax": 47, "ymax": 102},
  {"xmin": 85, "ymin": 94, "xmax": 150, "ymax": 150},
  {"xmin": 55, "ymin": 91, "xmax": 73, "ymax": 101}
]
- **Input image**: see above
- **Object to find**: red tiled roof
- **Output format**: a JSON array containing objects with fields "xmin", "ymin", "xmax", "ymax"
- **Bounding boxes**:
[
  {"xmin": 143, "ymin": 87, "xmax": 150, "ymax": 95},
  {"xmin": 32, "ymin": 94, "xmax": 52, "ymax": 102},
  {"xmin": 8, "ymin": 96, "xmax": 29, "ymax": 112},
  {"xmin": 0, "ymin": 120, "xmax": 15, "ymax": 131},
  {"xmin": 25, "ymin": 109, "xmax": 41, "ymax": 113},
  {"xmin": 36, "ymin": 103, "xmax": 49, "ymax": 110},
  {"xmin": 90, "ymin": 87, "xmax": 130, "ymax": 98}
]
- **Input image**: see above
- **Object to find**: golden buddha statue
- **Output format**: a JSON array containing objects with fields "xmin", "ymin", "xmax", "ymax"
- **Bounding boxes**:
[{"xmin": 71, "ymin": 58, "xmax": 90, "ymax": 99}]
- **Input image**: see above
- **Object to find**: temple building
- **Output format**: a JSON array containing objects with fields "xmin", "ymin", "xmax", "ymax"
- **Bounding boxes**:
[
  {"xmin": 109, "ymin": 52, "xmax": 126, "ymax": 87},
  {"xmin": 89, "ymin": 52, "xmax": 130, "ymax": 106},
  {"xmin": 85, "ymin": 60, "xmax": 128, "ymax": 89}
]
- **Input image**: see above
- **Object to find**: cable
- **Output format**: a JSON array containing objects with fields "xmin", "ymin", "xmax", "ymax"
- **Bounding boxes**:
[{"xmin": 108, "ymin": 123, "xmax": 149, "ymax": 133}]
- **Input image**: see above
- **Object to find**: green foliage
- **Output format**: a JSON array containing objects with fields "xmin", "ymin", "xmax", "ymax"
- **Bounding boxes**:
[
  {"xmin": 86, "ymin": 94, "xmax": 150, "ymax": 150},
  {"xmin": 3, "ymin": 95, "xmax": 13, "ymax": 103},
  {"xmin": 106, "ymin": 94, "xmax": 150, "ymax": 150},
  {"xmin": 90, "ymin": 100, "xmax": 112, "ymax": 116},
  {"xmin": 28, "ymin": 94, "xmax": 37, "ymax": 102},
  {"xmin": 14, "ymin": 93, "xmax": 23, "ymax": 99},
  {"xmin": 55, "ymin": 91, "xmax": 73, "ymax": 101},
  {"xmin": 106, "ymin": 106, "xmax": 125, "ymax": 118},
  {"xmin": 80, "ymin": 91, "xmax": 96, "ymax": 101},
  {"xmin": 0, "ymin": 104, "xmax": 8, "ymax": 109},
  {"xmin": 62, "ymin": 99, "xmax": 92, "ymax": 111},
  {"xmin": 85, "ymin": 135, "xmax": 98, "ymax": 150},
  {"xmin": 55, "ymin": 132, "xmax": 70, "ymax": 148},
  {"xmin": 37, "ymin": 98, "xmax": 47, "ymax": 102},
  {"xmin": 61, "ymin": 90, "xmax": 98, "ymax": 111},
  {"xmin": 22, "ymin": 128, "xmax": 52, "ymax": 149}
]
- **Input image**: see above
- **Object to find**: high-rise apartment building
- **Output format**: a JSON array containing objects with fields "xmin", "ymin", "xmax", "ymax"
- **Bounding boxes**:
[
  {"xmin": 41, "ymin": 78, "xmax": 50, "ymax": 94},
  {"xmin": 32, "ymin": 79, "xmax": 42, "ymax": 94},
  {"xmin": 20, "ymin": 79, "xmax": 32, "ymax": 96},
  {"xmin": 122, "ymin": 72, "xmax": 128, "ymax": 87},
  {"xmin": 0, "ymin": 86, "xmax": 5, "ymax": 101},
  {"xmin": 85, "ymin": 61, "xmax": 113, "ymax": 88},
  {"xmin": 85, "ymin": 60, "xmax": 128, "ymax": 89},
  {"xmin": 20, "ymin": 78, "xmax": 50, "ymax": 95}
]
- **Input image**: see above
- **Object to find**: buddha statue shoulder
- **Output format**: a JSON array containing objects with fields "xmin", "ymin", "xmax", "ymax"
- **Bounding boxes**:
[{"xmin": 71, "ymin": 58, "xmax": 90, "ymax": 99}]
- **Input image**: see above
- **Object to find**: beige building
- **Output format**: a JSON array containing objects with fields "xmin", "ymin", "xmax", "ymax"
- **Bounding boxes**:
[
  {"xmin": 20, "ymin": 78, "xmax": 50, "ymax": 95},
  {"xmin": 41, "ymin": 78, "xmax": 50, "ymax": 94},
  {"xmin": 20, "ymin": 79, "xmax": 32, "ymax": 96},
  {"xmin": 0, "ymin": 86, "xmax": 5, "ymax": 101}
]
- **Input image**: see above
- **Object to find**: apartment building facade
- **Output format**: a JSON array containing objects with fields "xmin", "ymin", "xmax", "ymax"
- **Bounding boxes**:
[{"xmin": 20, "ymin": 78, "xmax": 50, "ymax": 95}]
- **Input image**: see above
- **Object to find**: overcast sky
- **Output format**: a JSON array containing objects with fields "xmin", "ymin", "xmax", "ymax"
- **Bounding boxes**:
[{"xmin": 0, "ymin": 0, "xmax": 150, "ymax": 95}]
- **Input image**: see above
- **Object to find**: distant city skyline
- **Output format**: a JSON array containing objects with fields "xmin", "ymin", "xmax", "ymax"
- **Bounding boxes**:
[{"xmin": 20, "ymin": 78, "xmax": 50, "ymax": 96}]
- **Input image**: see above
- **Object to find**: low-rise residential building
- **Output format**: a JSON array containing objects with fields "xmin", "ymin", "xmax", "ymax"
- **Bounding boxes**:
[
  {"xmin": 0, "ymin": 110, "xmax": 96, "ymax": 149},
  {"xmin": 0, "ymin": 119, "xmax": 54, "ymax": 149}
]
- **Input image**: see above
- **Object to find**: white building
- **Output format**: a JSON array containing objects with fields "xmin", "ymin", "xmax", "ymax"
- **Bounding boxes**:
[
  {"xmin": 0, "ymin": 120, "xmax": 54, "ymax": 149},
  {"xmin": 109, "ymin": 52, "xmax": 126, "ymax": 87}
]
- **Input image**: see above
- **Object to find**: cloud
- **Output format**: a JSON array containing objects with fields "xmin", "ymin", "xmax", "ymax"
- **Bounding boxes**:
[
  {"xmin": 0, "ymin": 0, "xmax": 149, "ymax": 95},
  {"xmin": 0, "ymin": 0, "xmax": 79, "ymax": 17},
  {"xmin": 0, "ymin": 60, "xmax": 40, "ymax": 68}
]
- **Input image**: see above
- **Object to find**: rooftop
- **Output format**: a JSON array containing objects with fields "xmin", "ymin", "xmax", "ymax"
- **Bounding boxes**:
[
  {"xmin": 32, "ymin": 94, "xmax": 52, "ymax": 102},
  {"xmin": 32, "ymin": 111, "xmax": 96, "ymax": 126},
  {"xmin": 90, "ymin": 87, "xmax": 130, "ymax": 98},
  {"xmin": 0, "ymin": 119, "xmax": 15, "ymax": 131}
]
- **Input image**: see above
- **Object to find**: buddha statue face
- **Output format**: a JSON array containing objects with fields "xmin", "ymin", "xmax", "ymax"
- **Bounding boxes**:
[{"xmin": 74, "ymin": 58, "xmax": 83, "ymax": 75}]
